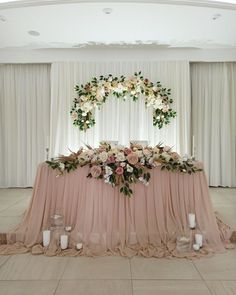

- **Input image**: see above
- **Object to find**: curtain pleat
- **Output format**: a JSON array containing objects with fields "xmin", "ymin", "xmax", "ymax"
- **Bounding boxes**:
[{"xmin": 191, "ymin": 62, "xmax": 236, "ymax": 187}]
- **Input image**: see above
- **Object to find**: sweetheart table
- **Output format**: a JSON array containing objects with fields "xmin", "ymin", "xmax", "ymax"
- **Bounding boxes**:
[{"xmin": 0, "ymin": 162, "xmax": 233, "ymax": 257}]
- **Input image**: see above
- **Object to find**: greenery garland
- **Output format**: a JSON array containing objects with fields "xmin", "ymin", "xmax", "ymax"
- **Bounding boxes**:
[{"xmin": 70, "ymin": 71, "xmax": 177, "ymax": 131}]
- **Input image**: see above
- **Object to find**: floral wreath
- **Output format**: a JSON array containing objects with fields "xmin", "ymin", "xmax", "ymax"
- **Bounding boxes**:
[{"xmin": 70, "ymin": 71, "xmax": 177, "ymax": 131}]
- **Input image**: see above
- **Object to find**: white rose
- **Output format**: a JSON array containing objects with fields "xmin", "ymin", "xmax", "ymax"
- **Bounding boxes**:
[
  {"xmin": 153, "ymin": 147, "xmax": 160, "ymax": 154},
  {"xmin": 105, "ymin": 166, "xmax": 113, "ymax": 175},
  {"xmin": 104, "ymin": 177, "xmax": 110, "ymax": 183},
  {"xmin": 136, "ymin": 150, "xmax": 143, "ymax": 158},
  {"xmin": 116, "ymin": 152, "xmax": 126, "ymax": 162},
  {"xmin": 152, "ymin": 86, "xmax": 158, "ymax": 92},
  {"xmin": 162, "ymin": 105, "xmax": 169, "ymax": 113},
  {"xmin": 153, "ymin": 97, "xmax": 164, "ymax": 110},
  {"xmin": 59, "ymin": 163, "xmax": 65, "ymax": 170},
  {"xmin": 126, "ymin": 164, "xmax": 133, "ymax": 173},
  {"xmin": 120, "ymin": 162, "xmax": 126, "ymax": 167},
  {"xmin": 80, "ymin": 102, "xmax": 93, "ymax": 113},
  {"xmin": 162, "ymin": 152, "xmax": 171, "ymax": 162},
  {"xmin": 99, "ymin": 151, "xmax": 108, "ymax": 163}
]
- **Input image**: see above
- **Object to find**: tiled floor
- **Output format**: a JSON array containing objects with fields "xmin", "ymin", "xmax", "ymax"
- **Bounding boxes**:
[{"xmin": 0, "ymin": 187, "xmax": 235, "ymax": 295}]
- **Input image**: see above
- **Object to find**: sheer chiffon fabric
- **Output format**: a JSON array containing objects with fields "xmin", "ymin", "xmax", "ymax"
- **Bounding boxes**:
[{"xmin": 0, "ymin": 163, "xmax": 233, "ymax": 257}]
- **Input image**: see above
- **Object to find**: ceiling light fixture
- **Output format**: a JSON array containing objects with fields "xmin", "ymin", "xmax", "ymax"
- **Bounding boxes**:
[
  {"xmin": 103, "ymin": 8, "xmax": 113, "ymax": 15},
  {"xmin": 0, "ymin": 15, "xmax": 6, "ymax": 22},
  {"xmin": 212, "ymin": 13, "xmax": 221, "ymax": 20},
  {"xmin": 28, "ymin": 30, "xmax": 40, "ymax": 36}
]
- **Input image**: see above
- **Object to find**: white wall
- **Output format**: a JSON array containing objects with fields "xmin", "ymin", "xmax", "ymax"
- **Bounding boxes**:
[{"xmin": 0, "ymin": 48, "xmax": 236, "ymax": 63}]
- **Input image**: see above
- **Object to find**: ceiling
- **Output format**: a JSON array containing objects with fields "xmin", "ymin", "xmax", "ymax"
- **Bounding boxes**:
[{"xmin": 0, "ymin": 0, "xmax": 236, "ymax": 50}]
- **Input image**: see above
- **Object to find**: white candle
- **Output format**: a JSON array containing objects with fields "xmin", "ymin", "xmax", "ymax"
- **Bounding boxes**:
[
  {"xmin": 60, "ymin": 235, "xmax": 68, "ymax": 250},
  {"xmin": 188, "ymin": 213, "xmax": 196, "ymax": 229},
  {"xmin": 65, "ymin": 226, "xmax": 72, "ymax": 232},
  {"xmin": 193, "ymin": 243, "xmax": 200, "ymax": 251},
  {"xmin": 195, "ymin": 234, "xmax": 203, "ymax": 247},
  {"xmin": 192, "ymin": 135, "xmax": 195, "ymax": 158},
  {"xmin": 46, "ymin": 136, "xmax": 49, "ymax": 149},
  {"xmin": 43, "ymin": 230, "xmax": 50, "ymax": 247},
  {"xmin": 76, "ymin": 243, "xmax": 83, "ymax": 250}
]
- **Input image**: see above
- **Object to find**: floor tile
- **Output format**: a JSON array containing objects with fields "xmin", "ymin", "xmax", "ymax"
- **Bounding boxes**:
[
  {"xmin": 0, "ymin": 255, "xmax": 9, "ymax": 268},
  {"xmin": 193, "ymin": 249, "xmax": 236, "ymax": 280},
  {"xmin": 0, "ymin": 199, "xmax": 30, "ymax": 217},
  {"xmin": 133, "ymin": 280, "xmax": 211, "ymax": 295},
  {"xmin": 206, "ymin": 280, "xmax": 236, "ymax": 295},
  {"xmin": 210, "ymin": 188, "xmax": 236, "ymax": 203},
  {"xmin": 62, "ymin": 256, "xmax": 131, "ymax": 279},
  {"xmin": 56, "ymin": 280, "xmax": 132, "ymax": 295},
  {"xmin": 0, "ymin": 188, "xmax": 32, "ymax": 199},
  {"xmin": 0, "ymin": 254, "xmax": 68, "ymax": 280},
  {"xmin": 0, "ymin": 280, "xmax": 58, "ymax": 295},
  {"xmin": 0, "ymin": 199, "xmax": 21, "ymax": 212},
  {"xmin": 131, "ymin": 257, "xmax": 201, "ymax": 279},
  {"xmin": 213, "ymin": 205, "xmax": 236, "ymax": 227},
  {"xmin": 0, "ymin": 216, "xmax": 22, "ymax": 232}
]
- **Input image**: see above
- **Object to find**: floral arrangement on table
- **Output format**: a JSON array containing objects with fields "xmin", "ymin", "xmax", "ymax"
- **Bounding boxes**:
[
  {"xmin": 46, "ymin": 142, "xmax": 201, "ymax": 197},
  {"xmin": 70, "ymin": 71, "xmax": 177, "ymax": 131}
]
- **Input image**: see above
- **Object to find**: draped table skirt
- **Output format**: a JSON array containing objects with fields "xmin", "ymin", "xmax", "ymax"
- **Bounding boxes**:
[{"xmin": 0, "ymin": 163, "xmax": 234, "ymax": 257}]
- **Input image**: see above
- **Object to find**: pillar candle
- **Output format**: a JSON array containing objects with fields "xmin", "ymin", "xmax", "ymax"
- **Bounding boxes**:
[
  {"xmin": 188, "ymin": 213, "xmax": 196, "ymax": 229},
  {"xmin": 43, "ymin": 230, "xmax": 50, "ymax": 247},
  {"xmin": 195, "ymin": 233, "xmax": 203, "ymax": 247},
  {"xmin": 60, "ymin": 235, "xmax": 68, "ymax": 250}
]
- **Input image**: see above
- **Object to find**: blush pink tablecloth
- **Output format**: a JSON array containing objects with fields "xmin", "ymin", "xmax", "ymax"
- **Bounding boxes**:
[{"xmin": 0, "ymin": 163, "xmax": 234, "ymax": 257}]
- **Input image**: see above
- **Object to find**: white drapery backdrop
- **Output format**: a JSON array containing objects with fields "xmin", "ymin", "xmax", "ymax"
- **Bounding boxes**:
[
  {"xmin": 1, "ymin": 61, "xmax": 235, "ymax": 188},
  {"xmin": 191, "ymin": 62, "xmax": 236, "ymax": 187},
  {"xmin": 50, "ymin": 61, "xmax": 191, "ymax": 157},
  {"xmin": 0, "ymin": 64, "xmax": 50, "ymax": 187}
]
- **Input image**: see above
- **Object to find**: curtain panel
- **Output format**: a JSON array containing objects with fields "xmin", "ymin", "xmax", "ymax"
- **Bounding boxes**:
[
  {"xmin": 191, "ymin": 62, "xmax": 236, "ymax": 187},
  {"xmin": 0, "ymin": 64, "xmax": 51, "ymax": 187}
]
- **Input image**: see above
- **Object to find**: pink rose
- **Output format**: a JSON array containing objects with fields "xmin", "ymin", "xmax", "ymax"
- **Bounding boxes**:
[
  {"xmin": 107, "ymin": 155, "xmax": 116, "ymax": 163},
  {"xmin": 163, "ymin": 146, "xmax": 171, "ymax": 152},
  {"xmin": 71, "ymin": 111, "xmax": 78, "ymax": 120},
  {"xmin": 127, "ymin": 152, "xmax": 139, "ymax": 165},
  {"xmin": 171, "ymin": 152, "xmax": 180, "ymax": 161},
  {"xmin": 115, "ymin": 166, "xmax": 124, "ymax": 175},
  {"xmin": 124, "ymin": 147, "xmax": 132, "ymax": 155},
  {"xmin": 143, "ymin": 148, "xmax": 151, "ymax": 156},
  {"xmin": 90, "ymin": 165, "xmax": 102, "ymax": 178}
]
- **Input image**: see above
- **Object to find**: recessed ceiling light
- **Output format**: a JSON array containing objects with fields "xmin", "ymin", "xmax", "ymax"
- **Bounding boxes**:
[
  {"xmin": 212, "ymin": 13, "xmax": 221, "ymax": 20},
  {"xmin": 0, "ymin": 15, "xmax": 6, "ymax": 22},
  {"xmin": 28, "ymin": 30, "xmax": 40, "ymax": 36},
  {"xmin": 103, "ymin": 8, "xmax": 113, "ymax": 15}
]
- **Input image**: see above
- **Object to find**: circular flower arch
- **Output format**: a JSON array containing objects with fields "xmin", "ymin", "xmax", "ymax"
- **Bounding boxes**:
[{"xmin": 70, "ymin": 71, "xmax": 177, "ymax": 131}]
